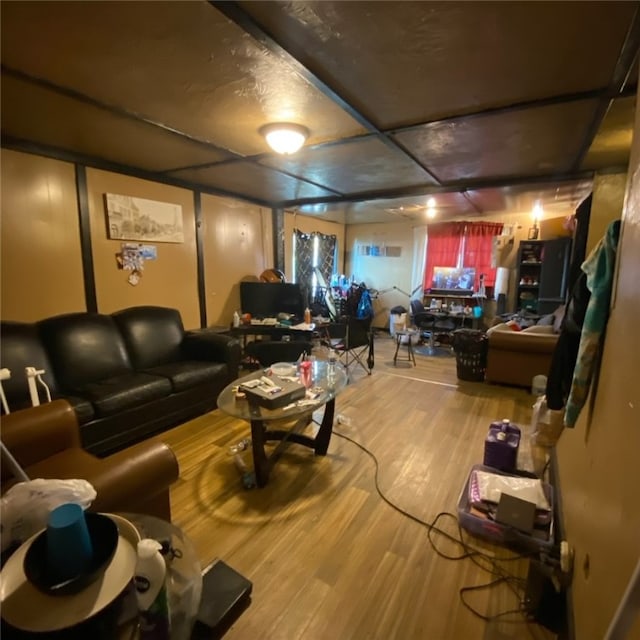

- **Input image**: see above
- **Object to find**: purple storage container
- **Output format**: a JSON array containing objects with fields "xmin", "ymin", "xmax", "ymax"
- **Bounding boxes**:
[{"xmin": 483, "ymin": 419, "xmax": 521, "ymax": 471}]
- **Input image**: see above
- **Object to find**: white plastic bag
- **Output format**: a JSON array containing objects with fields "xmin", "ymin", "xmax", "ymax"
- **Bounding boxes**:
[
  {"xmin": 530, "ymin": 395, "xmax": 564, "ymax": 476},
  {"xmin": 472, "ymin": 469, "xmax": 550, "ymax": 510},
  {"xmin": 1, "ymin": 478, "xmax": 96, "ymax": 551},
  {"xmin": 531, "ymin": 395, "xmax": 564, "ymax": 448}
]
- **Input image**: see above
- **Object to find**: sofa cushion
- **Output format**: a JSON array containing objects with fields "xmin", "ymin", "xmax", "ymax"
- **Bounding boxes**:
[
  {"xmin": 522, "ymin": 325, "xmax": 555, "ymax": 335},
  {"xmin": 79, "ymin": 372, "xmax": 172, "ymax": 417},
  {"xmin": 537, "ymin": 313, "xmax": 555, "ymax": 327},
  {"xmin": 38, "ymin": 313, "xmax": 132, "ymax": 389},
  {"xmin": 144, "ymin": 361, "xmax": 227, "ymax": 393},
  {"xmin": 112, "ymin": 306, "xmax": 185, "ymax": 370},
  {"xmin": 486, "ymin": 323, "xmax": 512, "ymax": 335}
]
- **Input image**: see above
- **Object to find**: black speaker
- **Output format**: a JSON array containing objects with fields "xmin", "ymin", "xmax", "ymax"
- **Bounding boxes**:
[{"xmin": 191, "ymin": 560, "xmax": 252, "ymax": 639}]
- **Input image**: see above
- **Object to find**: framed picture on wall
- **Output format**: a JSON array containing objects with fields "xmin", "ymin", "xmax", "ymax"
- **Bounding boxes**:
[{"xmin": 105, "ymin": 193, "xmax": 184, "ymax": 243}]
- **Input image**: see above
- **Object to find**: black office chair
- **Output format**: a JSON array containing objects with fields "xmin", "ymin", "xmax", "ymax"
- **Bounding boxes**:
[
  {"xmin": 433, "ymin": 314, "xmax": 456, "ymax": 351},
  {"xmin": 410, "ymin": 299, "xmax": 436, "ymax": 354},
  {"xmin": 245, "ymin": 340, "xmax": 313, "ymax": 367},
  {"xmin": 324, "ymin": 315, "xmax": 373, "ymax": 377}
]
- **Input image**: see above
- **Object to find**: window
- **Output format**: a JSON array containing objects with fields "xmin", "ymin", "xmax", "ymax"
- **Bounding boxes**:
[
  {"xmin": 292, "ymin": 229, "xmax": 337, "ymax": 304},
  {"xmin": 423, "ymin": 221, "xmax": 503, "ymax": 292}
]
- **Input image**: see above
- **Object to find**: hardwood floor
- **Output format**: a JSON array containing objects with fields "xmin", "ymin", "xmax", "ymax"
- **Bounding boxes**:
[{"xmin": 152, "ymin": 334, "xmax": 555, "ymax": 640}]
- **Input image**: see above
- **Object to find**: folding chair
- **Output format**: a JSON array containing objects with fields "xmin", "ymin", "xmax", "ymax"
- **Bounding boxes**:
[{"xmin": 325, "ymin": 316, "xmax": 373, "ymax": 377}]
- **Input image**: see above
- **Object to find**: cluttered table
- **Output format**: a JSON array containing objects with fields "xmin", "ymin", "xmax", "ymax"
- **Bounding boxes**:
[{"xmin": 217, "ymin": 360, "xmax": 347, "ymax": 487}]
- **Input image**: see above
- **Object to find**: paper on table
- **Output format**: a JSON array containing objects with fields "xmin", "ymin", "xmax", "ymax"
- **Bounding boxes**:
[
  {"xmin": 289, "ymin": 322, "xmax": 315, "ymax": 330},
  {"xmin": 471, "ymin": 470, "xmax": 550, "ymax": 511}
]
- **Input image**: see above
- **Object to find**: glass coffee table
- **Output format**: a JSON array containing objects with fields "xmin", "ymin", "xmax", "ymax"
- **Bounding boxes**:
[{"xmin": 217, "ymin": 361, "xmax": 348, "ymax": 487}]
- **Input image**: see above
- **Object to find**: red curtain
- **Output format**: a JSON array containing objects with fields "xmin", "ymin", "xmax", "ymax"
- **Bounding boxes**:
[
  {"xmin": 423, "ymin": 222, "xmax": 465, "ymax": 291},
  {"xmin": 462, "ymin": 221, "xmax": 504, "ymax": 288}
]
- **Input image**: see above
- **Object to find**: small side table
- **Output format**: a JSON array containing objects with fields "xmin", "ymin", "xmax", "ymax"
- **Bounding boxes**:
[{"xmin": 393, "ymin": 330, "xmax": 417, "ymax": 366}]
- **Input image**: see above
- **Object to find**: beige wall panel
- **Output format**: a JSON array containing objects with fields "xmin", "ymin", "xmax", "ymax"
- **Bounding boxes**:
[
  {"xmin": 201, "ymin": 194, "xmax": 272, "ymax": 326},
  {"xmin": 538, "ymin": 215, "xmax": 571, "ymax": 240},
  {"xmin": 587, "ymin": 172, "xmax": 627, "ymax": 254},
  {"xmin": 284, "ymin": 213, "xmax": 346, "ymax": 284},
  {"xmin": 86, "ymin": 168, "xmax": 200, "ymax": 329},
  {"xmin": 557, "ymin": 102, "xmax": 640, "ymax": 639},
  {"xmin": 345, "ymin": 222, "xmax": 414, "ymax": 329},
  {"xmin": 1, "ymin": 150, "xmax": 85, "ymax": 321}
]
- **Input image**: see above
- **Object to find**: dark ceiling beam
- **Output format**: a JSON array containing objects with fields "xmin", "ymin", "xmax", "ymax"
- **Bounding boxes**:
[
  {"xmin": 278, "ymin": 170, "xmax": 595, "ymax": 209},
  {"xmin": 572, "ymin": 6, "xmax": 640, "ymax": 171},
  {"xmin": 211, "ymin": 2, "xmax": 377, "ymax": 134},
  {"xmin": 390, "ymin": 87, "xmax": 633, "ymax": 134},
  {"xmin": 0, "ymin": 135, "xmax": 274, "ymax": 208},
  {"xmin": 461, "ymin": 192, "xmax": 483, "ymax": 214},
  {"xmin": 1, "ymin": 64, "xmax": 347, "ymax": 198},
  {"xmin": 210, "ymin": 0, "xmax": 443, "ymax": 186},
  {"xmin": 1, "ymin": 64, "xmax": 236, "ymax": 158},
  {"xmin": 161, "ymin": 156, "xmax": 346, "ymax": 198}
]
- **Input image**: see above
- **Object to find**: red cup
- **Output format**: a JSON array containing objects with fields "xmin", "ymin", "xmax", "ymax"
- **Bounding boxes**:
[{"xmin": 299, "ymin": 361, "xmax": 312, "ymax": 388}]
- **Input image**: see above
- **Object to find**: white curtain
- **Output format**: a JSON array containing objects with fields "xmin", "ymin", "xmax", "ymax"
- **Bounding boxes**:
[{"xmin": 410, "ymin": 225, "xmax": 428, "ymax": 300}]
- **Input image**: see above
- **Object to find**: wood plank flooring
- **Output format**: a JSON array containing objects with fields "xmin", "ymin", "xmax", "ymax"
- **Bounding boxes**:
[{"xmin": 151, "ymin": 334, "xmax": 555, "ymax": 640}]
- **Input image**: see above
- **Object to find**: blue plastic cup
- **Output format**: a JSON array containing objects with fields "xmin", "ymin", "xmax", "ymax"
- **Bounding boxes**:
[{"xmin": 46, "ymin": 503, "xmax": 93, "ymax": 582}]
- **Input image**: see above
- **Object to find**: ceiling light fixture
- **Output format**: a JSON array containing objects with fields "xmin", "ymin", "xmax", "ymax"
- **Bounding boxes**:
[
  {"xmin": 532, "ymin": 201, "xmax": 544, "ymax": 222},
  {"xmin": 261, "ymin": 123, "xmax": 309, "ymax": 155},
  {"xmin": 426, "ymin": 196, "xmax": 437, "ymax": 219}
]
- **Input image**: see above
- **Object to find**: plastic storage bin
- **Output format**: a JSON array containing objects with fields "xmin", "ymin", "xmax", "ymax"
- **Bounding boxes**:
[{"xmin": 457, "ymin": 464, "xmax": 554, "ymax": 553}]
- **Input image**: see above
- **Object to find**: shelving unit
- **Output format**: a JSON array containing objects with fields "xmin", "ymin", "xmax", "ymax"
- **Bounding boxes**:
[
  {"xmin": 423, "ymin": 293, "xmax": 477, "ymax": 308},
  {"xmin": 516, "ymin": 238, "xmax": 572, "ymax": 314}
]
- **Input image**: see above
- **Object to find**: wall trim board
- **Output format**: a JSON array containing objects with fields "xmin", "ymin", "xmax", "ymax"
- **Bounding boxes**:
[
  {"xmin": 1, "ymin": 136, "xmax": 270, "ymax": 209},
  {"xmin": 273, "ymin": 208, "xmax": 285, "ymax": 273},
  {"xmin": 75, "ymin": 164, "xmax": 97, "ymax": 312},
  {"xmin": 194, "ymin": 191, "xmax": 207, "ymax": 328}
]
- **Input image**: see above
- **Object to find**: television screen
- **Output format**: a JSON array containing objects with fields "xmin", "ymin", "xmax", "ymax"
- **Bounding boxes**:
[
  {"xmin": 431, "ymin": 267, "xmax": 476, "ymax": 293},
  {"xmin": 239, "ymin": 282, "xmax": 305, "ymax": 319}
]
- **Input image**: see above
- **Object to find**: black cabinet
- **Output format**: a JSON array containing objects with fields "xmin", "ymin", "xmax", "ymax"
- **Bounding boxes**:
[{"xmin": 516, "ymin": 238, "xmax": 571, "ymax": 315}]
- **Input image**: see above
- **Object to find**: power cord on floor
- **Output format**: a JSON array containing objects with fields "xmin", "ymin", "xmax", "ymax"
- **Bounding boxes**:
[{"xmin": 333, "ymin": 428, "xmax": 541, "ymax": 625}]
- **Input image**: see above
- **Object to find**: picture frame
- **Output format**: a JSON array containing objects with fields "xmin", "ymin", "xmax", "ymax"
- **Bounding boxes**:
[
  {"xmin": 105, "ymin": 193, "xmax": 184, "ymax": 243},
  {"xmin": 527, "ymin": 226, "xmax": 539, "ymax": 240}
]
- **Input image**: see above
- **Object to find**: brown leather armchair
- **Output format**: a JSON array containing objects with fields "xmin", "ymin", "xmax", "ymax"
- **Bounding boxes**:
[
  {"xmin": 1, "ymin": 400, "xmax": 179, "ymax": 520},
  {"xmin": 485, "ymin": 324, "xmax": 558, "ymax": 387}
]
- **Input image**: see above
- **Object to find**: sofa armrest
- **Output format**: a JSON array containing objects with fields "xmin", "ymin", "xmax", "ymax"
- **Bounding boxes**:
[
  {"xmin": 488, "ymin": 330, "xmax": 558, "ymax": 354},
  {"xmin": 4, "ymin": 440, "xmax": 180, "ymax": 520},
  {"xmin": 182, "ymin": 330, "xmax": 241, "ymax": 379},
  {"xmin": 89, "ymin": 440, "xmax": 179, "ymax": 516},
  {"xmin": 1, "ymin": 400, "xmax": 81, "ymax": 480}
]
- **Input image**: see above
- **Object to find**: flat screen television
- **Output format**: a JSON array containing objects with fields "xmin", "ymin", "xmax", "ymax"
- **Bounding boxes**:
[
  {"xmin": 430, "ymin": 267, "xmax": 476, "ymax": 294},
  {"xmin": 239, "ymin": 282, "xmax": 305, "ymax": 319}
]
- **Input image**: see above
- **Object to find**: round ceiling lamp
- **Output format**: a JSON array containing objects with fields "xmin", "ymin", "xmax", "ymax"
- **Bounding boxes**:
[
  {"xmin": 261, "ymin": 123, "xmax": 309, "ymax": 155},
  {"xmin": 426, "ymin": 196, "xmax": 437, "ymax": 219}
]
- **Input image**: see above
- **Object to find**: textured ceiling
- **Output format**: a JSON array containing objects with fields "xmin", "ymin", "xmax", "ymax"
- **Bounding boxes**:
[{"xmin": 1, "ymin": 1, "xmax": 638, "ymax": 224}]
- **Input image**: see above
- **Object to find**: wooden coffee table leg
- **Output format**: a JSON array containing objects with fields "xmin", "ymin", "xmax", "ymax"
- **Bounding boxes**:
[
  {"xmin": 249, "ymin": 418, "xmax": 270, "ymax": 488},
  {"xmin": 314, "ymin": 397, "xmax": 335, "ymax": 455}
]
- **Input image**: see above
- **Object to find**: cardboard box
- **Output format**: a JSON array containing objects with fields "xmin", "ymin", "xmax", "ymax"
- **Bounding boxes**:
[{"xmin": 241, "ymin": 378, "xmax": 306, "ymax": 410}]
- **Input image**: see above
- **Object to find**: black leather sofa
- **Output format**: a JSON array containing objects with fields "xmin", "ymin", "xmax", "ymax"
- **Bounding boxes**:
[{"xmin": 1, "ymin": 306, "xmax": 241, "ymax": 456}]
